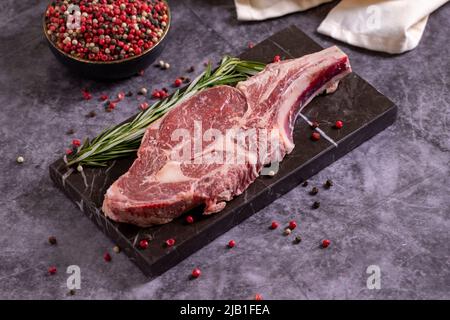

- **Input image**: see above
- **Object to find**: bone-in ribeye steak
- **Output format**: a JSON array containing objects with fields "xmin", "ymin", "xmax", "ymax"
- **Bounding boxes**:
[{"xmin": 103, "ymin": 46, "xmax": 352, "ymax": 226}]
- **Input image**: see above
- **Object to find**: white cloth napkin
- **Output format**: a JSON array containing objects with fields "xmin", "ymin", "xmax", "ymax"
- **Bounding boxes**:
[
  {"xmin": 235, "ymin": 0, "xmax": 333, "ymax": 21},
  {"xmin": 234, "ymin": 0, "xmax": 449, "ymax": 54}
]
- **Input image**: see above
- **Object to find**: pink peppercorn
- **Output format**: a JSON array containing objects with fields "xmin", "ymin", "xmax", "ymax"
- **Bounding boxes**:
[
  {"xmin": 139, "ymin": 239, "xmax": 149, "ymax": 250},
  {"xmin": 270, "ymin": 221, "xmax": 279, "ymax": 229},
  {"xmin": 288, "ymin": 221, "xmax": 297, "ymax": 230},
  {"xmin": 191, "ymin": 268, "xmax": 201, "ymax": 279},
  {"xmin": 72, "ymin": 139, "xmax": 81, "ymax": 147},
  {"xmin": 228, "ymin": 240, "xmax": 236, "ymax": 248},
  {"xmin": 311, "ymin": 132, "xmax": 321, "ymax": 141},
  {"xmin": 103, "ymin": 252, "xmax": 112, "ymax": 262},
  {"xmin": 335, "ymin": 120, "xmax": 344, "ymax": 129},
  {"xmin": 186, "ymin": 215, "xmax": 194, "ymax": 224},
  {"xmin": 174, "ymin": 78, "xmax": 183, "ymax": 87},
  {"xmin": 152, "ymin": 90, "xmax": 161, "ymax": 99},
  {"xmin": 139, "ymin": 102, "xmax": 149, "ymax": 111},
  {"xmin": 166, "ymin": 239, "xmax": 176, "ymax": 247},
  {"xmin": 117, "ymin": 92, "xmax": 125, "ymax": 100},
  {"xmin": 322, "ymin": 239, "xmax": 331, "ymax": 248},
  {"xmin": 48, "ymin": 266, "xmax": 57, "ymax": 275},
  {"xmin": 273, "ymin": 55, "xmax": 281, "ymax": 63}
]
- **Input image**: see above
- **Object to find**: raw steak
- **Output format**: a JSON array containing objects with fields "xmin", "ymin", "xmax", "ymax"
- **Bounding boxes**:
[{"xmin": 103, "ymin": 46, "xmax": 352, "ymax": 226}]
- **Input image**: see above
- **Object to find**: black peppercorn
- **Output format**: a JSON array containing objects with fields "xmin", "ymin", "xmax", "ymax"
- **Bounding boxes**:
[
  {"xmin": 311, "ymin": 121, "xmax": 319, "ymax": 129},
  {"xmin": 324, "ymin": 179, "xmax": 334, "ymax": 189},
  {"xmin": 187, "ymin": 66, "xmax": 195, "ymax": 73},
  {"xmin": 302, "ymin": 181, "xmax": 308, "ymax": 187},
  {"xmin": 86, "ymin": 111, "xmax": 97, "ymax": 118},
  {"xmin": 310, "ymin": 187, "xmax": 319, "ymax": 195},
  {"xmin": 294, "ymin": 235, "xmax": 302, "ymax": 244},
  {"xmin": 48, "ymin": 236, "xmax": 57, "ymax": 245},
  {"xmin": 125, "ymin": 91, "xmax": 133, "ymax": 97},
  {"xmin": 312, "ymin": 201, "xmax": 320, "ymax": 209}
]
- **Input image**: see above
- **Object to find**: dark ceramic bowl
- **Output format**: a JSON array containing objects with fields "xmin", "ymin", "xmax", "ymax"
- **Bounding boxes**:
[{"xmin": 43, "ymin": 1, "xmax": 170, "ymax": 80}]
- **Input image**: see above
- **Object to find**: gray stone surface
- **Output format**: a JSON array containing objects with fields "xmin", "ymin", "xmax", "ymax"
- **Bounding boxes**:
[{"xmin": 0, "ymin": 0, "xmax": 448, "ymax": 300}]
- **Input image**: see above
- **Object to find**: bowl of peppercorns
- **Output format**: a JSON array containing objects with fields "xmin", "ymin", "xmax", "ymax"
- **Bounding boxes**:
[{"xmin": 43, "ymin": 0, "xmax": 170, "ymax": 80}]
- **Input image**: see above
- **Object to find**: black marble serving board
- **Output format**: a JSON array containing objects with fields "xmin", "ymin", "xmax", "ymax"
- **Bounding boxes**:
[{"xmin": 49, "ymin": 26, "xmax": 397, "ymax": 277}]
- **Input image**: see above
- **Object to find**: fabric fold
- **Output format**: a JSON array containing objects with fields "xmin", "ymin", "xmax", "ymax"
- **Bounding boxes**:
[{"xmin": 234, "ymin": 0, "xmax": 332, "ymax": 21}]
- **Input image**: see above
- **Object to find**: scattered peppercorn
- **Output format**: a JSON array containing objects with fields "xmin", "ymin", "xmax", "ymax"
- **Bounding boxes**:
[
  {"xmin": 284, "ymin": 228, "xmax": 292, "ymax": 236},
  {"xmin": 310, "ymin": 187, "xmax": 319, "ymax": 195},
  {"xmin": 152, "ymin": 90, "xmax": 161, "ymax": 99},
  {"xmin": 139, "ymin": 102, "xmax": 149, "ymax": 111},
  {"xmin": 191, "ymin": 268, "xmax": 201, "ymax": 279},
  {"xmin": 48, "ymin": 236, "xmax": 57, "ymax": 245},
  {"xmin": 82, "ymin": 90, "xmax": 92, "ymax": 100},
  {"xmin": 311, "ymin": 132, "xmax": 321, "ymax": 141},
  {"xmin": 248, "ymin": 42, "xmax": 255, "ymax": 49},
  {"xmin": 139, "ymin": 87, "xmax": 148, "ymax": 95},
  {"xmin": 107, "ymin": 101, "xmax": 117, "ymax": 111},
  {"xmin": 48, "ymin": 266, "xmax": 57, "ymax": 275},
  {"xmin": 186, "ymin": 215, "xmax": 194, "ymax": 224},
  {"xmin": 273, "ymin": 55, "xmax": 281, "ymax": 63},
  {"xmin": 183, "ymin": 77, "xmax": 191, "ymax": 84},
  {"xmin": 288, "ymin": 221, "xmax": 297, "ymax": 230},
  {"xmin": 66, "ymin": 129, "xmax": 75, "ymax": 135},
  {"xmin": 164, "ymin": 62, "xmax": 170, "ymax": 69},
  {"xmin": 100, "ymin": 94, "xmax": 108, "ymax": 101},
  {"xmin": 158, "ymin": 60, "xmax": 165, "ymax": 68},
  {"xmin": 311, "ymin": 121, "xmax": 319, "ymax": 129},
  {"xmin": 125, "ymin": 91, "xmax": 133, "ymax": 97},
  {"xmin": 16, "ymin": 156, "xmax": 24, "ymax": 164},
  {"xmin": 113, "ymin": 245, "xmax": 121, "ymax": 254},
  {"xmin": 187, "ymin": 66, "xmax": 195, "ymax": 73},
  {"xmin": 312, "ymin": 201, "xmax": 320, "ymax": 209},
  {"xmin": 254, "ymin": 294, "xmax": 263, "ymax": 300},
  {"xmin": 77, "ymin": 165, "xmax": 83, "ymax": 172},
  {"xmin": 117, "ymin": 92, "xmax": 125, "ymax": 100},
  {"xmin": 138, "ymin": 70, "xmax": 145, "ymax": 76},
  {"xmin": 228, "ymin": 240, "xmax": 236, "ymax": 248},
  {"xmin": 139, "ymin": 239, "xmax": 149, "ymax": 250},
  {"xmin": 270, "ymin": 221, "xmax": 279, "ymax": 229},
  {"xmin": 103, "ymin": 252, "xmax": 112, "ymax": 262},
  {"xmin": 322, "ymin": 239, "xmax": 331, "ymax": 248},
  {"xmin": 294, "ymin": 235, "xmax": 302, "ymax": 244},
  {"xmin": 68, "ymin": 289, "xmax": 76, "ymax": 296},
  {"xmin": 174, "ymin": 78, "xmax": 182, "ymax": 87},
  {"xmin": 302, "ymin": 181, "xmax": 308, "ymax": 187},
  {"xmin": 86, "ymin": 111, "xmax": 97, "ymax": 118},
  {"xmin": 72, "ymin": 139, "xmax": 81, "ymax": 147},
  {"xmin": 324, "ymin": 179, "xmax": 334, "ymax": 189},
  {"xmin": 335, "ymin": 120, "xmax": 344, "ymax": 129},
  {"xmin": 165, "ymin": 238, "xmax": 176, "ymax": 247}
]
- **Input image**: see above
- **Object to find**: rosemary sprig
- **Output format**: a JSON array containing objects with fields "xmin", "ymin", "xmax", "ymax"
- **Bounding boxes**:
[{"xmin": 67, "ymin": 56, "xmax": 266, "ymax": 167}]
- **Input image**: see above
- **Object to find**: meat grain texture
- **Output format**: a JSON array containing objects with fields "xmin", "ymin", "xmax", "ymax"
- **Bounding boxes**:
[{"xmin": 103, "ymin": 46, "xmax": 352, "ymax": 226}]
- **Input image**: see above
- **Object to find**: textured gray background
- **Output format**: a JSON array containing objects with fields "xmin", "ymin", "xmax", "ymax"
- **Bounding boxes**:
[{"xmin": 0, "ymin": 0, "xmax": 449, "ymax": 299}]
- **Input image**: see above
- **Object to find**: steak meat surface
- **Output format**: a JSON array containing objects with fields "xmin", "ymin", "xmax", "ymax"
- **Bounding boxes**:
[{"xmin": 103, "ymin": 46, "xmax": 352, "ymax": 226}]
